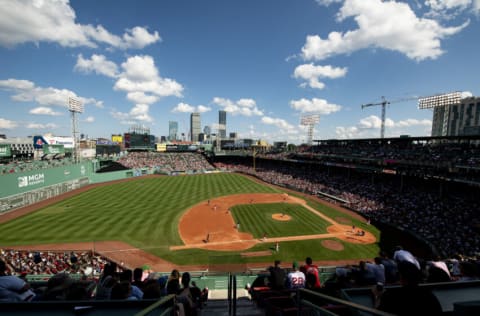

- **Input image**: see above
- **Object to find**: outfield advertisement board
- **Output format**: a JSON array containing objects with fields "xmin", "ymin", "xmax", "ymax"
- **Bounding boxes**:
[
  {"xmin": 34, "ymin": 135, "xmax": 74, "ymax": 149},
  {"xmin": 43, "ymin": 144, "xmax": 65, "ymax": 155},
  {"xmin": 0, "ymin": 162, "xmax": 92, "ymax": 199},
  {"xmin": 0, "ymin": 144, "xmax": 11, "ymax": 157}
]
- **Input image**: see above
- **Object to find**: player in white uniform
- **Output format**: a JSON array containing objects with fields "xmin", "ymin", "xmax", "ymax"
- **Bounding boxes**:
[{"xmin": 286, "ymin": 261, "xmax": 305, "ymax": 289}]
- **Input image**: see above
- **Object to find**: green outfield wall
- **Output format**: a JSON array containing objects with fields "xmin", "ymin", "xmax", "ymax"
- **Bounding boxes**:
[
  {"xmin": 0, "ymin": 162, "xmax": 93, "ymax": 199},
  {"xmin": 0, "ymin": 162, "xmax": 94, "ymax": 214},
  {"xmin": 0, "ymin": 162, "xmax": 155, "ymax": 214}
]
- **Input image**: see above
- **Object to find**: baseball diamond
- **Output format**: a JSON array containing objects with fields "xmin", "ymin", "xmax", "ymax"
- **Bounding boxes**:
[{"xmin": 0, "ymin": 173, "xmax": 379, "ymax": 270}]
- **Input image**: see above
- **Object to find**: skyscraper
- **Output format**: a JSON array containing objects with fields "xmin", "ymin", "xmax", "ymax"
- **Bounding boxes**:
[
  {"xmin": 431, "ymin": 96, "xmax": 480, "ymax": 136},
  {"xmin": 203, "ymin": 125, "xmax": 211, "ymax": 137},
  {"xmin": 219, "ymin": 110, "xmax": 226, "ymax": 139},
  {"xmin": 190, "ymin": 112, "xmax": 201, "ymax": 142},
  {"xmin": 168, "ymin": 121, "xmax": 178, "ymax": 141}
]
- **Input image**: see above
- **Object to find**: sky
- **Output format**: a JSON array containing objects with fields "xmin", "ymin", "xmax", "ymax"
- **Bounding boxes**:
[{"xmin": 0, "ymin": 0, "xmax": 479, "ymax": 144}]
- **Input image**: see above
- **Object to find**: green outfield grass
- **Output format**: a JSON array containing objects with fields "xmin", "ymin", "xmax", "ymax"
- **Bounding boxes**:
[{"xmin": 0, "ymin": 173, "xmax": 379, "ymax": 265}]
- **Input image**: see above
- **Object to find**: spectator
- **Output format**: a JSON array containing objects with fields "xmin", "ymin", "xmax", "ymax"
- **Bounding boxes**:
[
  {"xmin": 111, "ymin": 281, "xmax": 137, "ymax": 300},
  {"xmin": 120, "ymin": 269, "xmax": 143, "ymax": 300},
  {"xmin": 166, "ymin": 269, "xmax": 181, "ymax": 295},
  {"xmin": 41, "ymin": 273, "xmax": 74, "ymax": 301},
  {"xmin": 132, "ymin": 267, "xmax": 145, "ymax": 290},
  {"xmin": 353, "ymin": 261, "xmax": 376, "ymax": 286},
  {"xmin": 393, "ymin": 246, "xmax": 420, "ymax": 270},
  {"xmin": 0, "ymin": 259, "xmax": 35, "ymax": 302},
  {"xmin": 367, "ymin": 257, "xmax": 385, "ymax": 285},
  {"xmin": 377, "ymin": 261, "xmax": 442, "ymax": 316},
  {"xmin": 300, "ymin": 257, "xmax": 321, "ymax": 289},
  {"xmin": 177, "ymin": 272, "xmax": 199, "ymax": 316},
  {"xmin": 142, "ymin": 278, "xmax": 162, "ymax": 299},
  {"xmin": 457, "ymin": 261, "xmax": 479, "ymax": 281},
  {"xmin": 95, "ymin": 262, "xmax": 117, "ymax": 300},
  {"xmin": 286, "ymin": 261, "xmax": 305, "ymax": 289},
  {"xmin": 379, "ymin": 251, "xmax": 398, "ymax": 284},
  {"xmin": 268, "ymin": 260, "xmax": 286, "ymax": 290}
]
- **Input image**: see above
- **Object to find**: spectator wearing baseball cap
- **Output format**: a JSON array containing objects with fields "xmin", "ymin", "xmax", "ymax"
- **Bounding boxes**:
[{"xmin": 286, "ymin": 261, "xmax": 305, "ymax": 289}]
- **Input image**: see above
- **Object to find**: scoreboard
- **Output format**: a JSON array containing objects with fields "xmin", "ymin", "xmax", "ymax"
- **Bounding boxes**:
[{"xmin": 124, "ymin": 133, "xmax": 155, "ymax": 149}]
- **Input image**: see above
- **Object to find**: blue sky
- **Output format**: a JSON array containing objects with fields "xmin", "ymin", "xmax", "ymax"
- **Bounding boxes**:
[{"xmin": 0, "ymin": 0, "xmax": 479, "ymax": 144}]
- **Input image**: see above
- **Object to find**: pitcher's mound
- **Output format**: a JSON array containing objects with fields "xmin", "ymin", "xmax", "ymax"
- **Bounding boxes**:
[
  {"xmin": 322, "ymin": 240, "xmax": 344, "ymax": 251},
  {"xmin": 272, "ymin": 213, "xmax": 291, "ymax": 221}
]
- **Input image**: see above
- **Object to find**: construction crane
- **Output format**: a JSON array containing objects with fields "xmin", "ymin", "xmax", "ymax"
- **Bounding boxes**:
[{"xmin": 361, "ymin": 96, "xmax": 418, "ymax": 138}]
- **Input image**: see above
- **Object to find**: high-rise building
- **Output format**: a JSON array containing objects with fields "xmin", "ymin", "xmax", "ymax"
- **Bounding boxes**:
[
  {"xmin": 168, "ymin": 121, "xmax": 178, "ymax": 141},
  {"xmin": 190, "ymin": 112, "xmax": 201, "ymax": 142},
  {"xmin": 219, "ymin": 110, "xmax": 227, "ymax": 139},
  {"xmin": 203, "ymin": 125, "xmax": 211, "ymax": 137},
  {"xmin": 431, "ymin": 96, "xmax": 480, "ymax": 136}
]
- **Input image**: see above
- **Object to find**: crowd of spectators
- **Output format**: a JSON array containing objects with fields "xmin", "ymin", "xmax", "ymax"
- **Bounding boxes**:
[
  {"xmin": 0, "ymin": 158, "xmax": 75, "ymax": 175},
  {"xmin": 0, "ymin": 253, "xmax": 208, "ymax": 316},
  {"xmin": 1, "ymin": 247, "xmax": 478, "ymax": 316},
  {"xmin": 251, "ymin": 249, "xmax": 479, "ymax": 315},
  {"xmin": 285, "ymin": 140, "xmax": 480, "ymax": 167},
  {"xmin": 256, "ymin": 140, "xmax": 480, "ymax": 183},
  {"xmin": 215, "ymin": 161, "xmax": 480, "ymax": 258},
  {"xmin": 0, "ymin": 249, "xmax": 110, "ymax": 277},
  {"xmin": 117, "ymin": 152, "xmax": 213, "ymax": 173}
]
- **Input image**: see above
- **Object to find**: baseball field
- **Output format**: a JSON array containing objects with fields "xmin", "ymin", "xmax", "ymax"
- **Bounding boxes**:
[{"xmin": 0, "ymin": 173, "xmax": 380, "ymax": 269}]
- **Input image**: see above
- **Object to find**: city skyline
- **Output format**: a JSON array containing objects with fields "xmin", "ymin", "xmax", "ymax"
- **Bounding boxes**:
[{"xmin": 1, "ymin": 0, "xmax": 479, "ymax": 144}]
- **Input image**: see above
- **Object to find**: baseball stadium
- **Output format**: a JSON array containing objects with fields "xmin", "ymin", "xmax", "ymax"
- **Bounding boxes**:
[{"xmin": 1, "ymin": 132, "xmax": 480, "ymax": 315}]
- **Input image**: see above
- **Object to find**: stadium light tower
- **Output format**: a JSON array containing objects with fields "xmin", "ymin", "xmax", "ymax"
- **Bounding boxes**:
[
  {"xmin": 300, "ymin": 114, "xmax": 320, "ymax": 145},
  {"xmin": 418, "ymin": 91, "xmax": 462, "ymax": 109},
  {"xmin": 68, "ymin": 97, "xmax": 83, "ymax": 163},
  {"xmin": 418, "ymin": 92, "xmax": 462, "ymax": 137}
]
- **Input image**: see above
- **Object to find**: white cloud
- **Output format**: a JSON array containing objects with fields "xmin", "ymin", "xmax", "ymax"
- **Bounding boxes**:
[
  {"xmin": 126, "ymin": 92, "xmax": 159, "ymax": 105},
  {"xmin": 112, "ymin": 104, "xmax": 152, "ymax": 123},
  {"xmin": 395, "ymin": 118, "xmax": 432, "ymax": 127},
  {"xmin": 121, "ymin": 26, "xmax": 161, "ymax": 49},
  {"xmin": 26, "ymin": 122, "xmax": 58, "ymax": 129},
  {"xmin": 261, "ymin": 116, "xmax": 296, "ymax": 130},
  {"xmin": 114, "ymin": 55, "xmax": 183, "ymax": 98},
  {"xmin": 84, "ymin": 116, "xmax": 95, "ymax": 123},
  {"xmin": 75, "ymin": 54, "xmax": 119, "ymax": 78},
  {"xmin": 129, "ymin": 104, "xmax": 152, "ymax": 122},
  {"xmin": 315, "ymin": 0, "xmax": 343, "ymax": 6},
  {"xmin": 29, "ymin": 106, "xmax": 63, "ymax": 116},
  {"xmin": 358, "ymin": 115, "xmax": 384, "ymax": 129},
  {"xmin": 426, "ymin": 0, "xmax": 472, "ymax": 11},
  {"xmin": 474, "ymin": 0, "xmax": 480, "ymax": 14},
  {"xmin": 197, "ymin": 105, "xmax": 212, "ymax": 113},
  {"xmin": 172, "ymin": 102, "xmax": 195, "ymax": 113},
  {"xmin": 0, "ymin": 0, "xmax": 160, "ymax": 49},
  {"xmin": 172, "ymin": 102, "xmax": 212, "ymax": 113},
  {"xmin": 424, "ymin": 0, "xmax": 475, "ymax": 18},
  {"xmin": 213, "ymin": 97, "xmax": 264, "ymax": 116},
  {"xmin": 301, "ymin": 0, "xmax": 469, "ymax": 61},
  {"xmin": 0, "ymin": 118, "xmax": 18, "ymax": 129},
  {"xmin": 290, "ymin": 98, "xmax": 342, "ymax": 114},
  {"xmin": 335, "ymin": 126, "xmax": 359, "ymax": 139},
  {"xmin": 294, "ymin": 63, "xmax": 347, "ymax": 89},
  {"xmin": 336, "ymin": 115, "xmax": 432, "ymax": 138},
  {"xmin": 0, "ymin": 78, "xmax": 103, "ymax": 109},
  {"xmin": 76, "ymin": 54, "xmax": 183, "ymax": 123}
]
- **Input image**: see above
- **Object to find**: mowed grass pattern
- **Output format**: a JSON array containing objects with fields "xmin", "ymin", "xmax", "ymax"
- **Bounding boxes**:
[
  {"xmin": 232, "ymin": 203, "xmax": 331, "ymax": 238},
  {"xmin": 0, "ymin": 174, "xmax": 278, "ymax": 247},
  {"xmin": 0, "ymin": 173, "xmax": 380, "ymax": 265}
]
